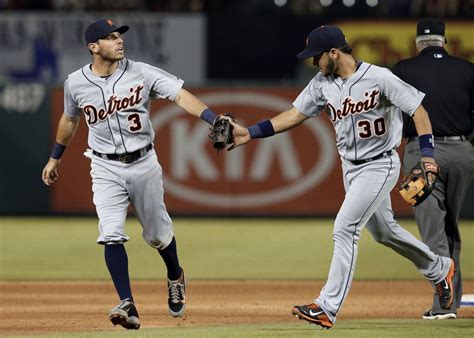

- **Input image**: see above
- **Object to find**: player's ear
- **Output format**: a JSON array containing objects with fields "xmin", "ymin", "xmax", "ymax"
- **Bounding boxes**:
[
  {"xmin": 88, "ymin": 42, "xmax": 99, "ymax": 55},
  {"xmin": 328, "ymin": 48, "xmax": 338, "ymax": 59}
]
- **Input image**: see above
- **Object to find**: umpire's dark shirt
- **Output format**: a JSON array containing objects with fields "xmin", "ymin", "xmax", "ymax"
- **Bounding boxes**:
[{"xmin": 393, "ymin": 46, "xmax": 473, "ymax": 138}]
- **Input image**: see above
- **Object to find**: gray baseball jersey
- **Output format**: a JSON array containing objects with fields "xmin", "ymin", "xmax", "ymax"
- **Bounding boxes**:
[
  {"xmin": 64, "ymin": 58, "xmax": 183, "ymax": 154},
  {"xmin": 64, "ymin": 58, "xmax": 183, "ymax": 249},
  {"xmin": 292, "ymin": 61, "xmax": 452, "ymax": 323},
  {"xmin": 293, "ymin": 62, "xmax": 424, "ymax": 161}
]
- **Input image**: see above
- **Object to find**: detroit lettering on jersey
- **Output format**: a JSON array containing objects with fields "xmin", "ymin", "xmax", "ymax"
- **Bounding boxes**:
[
  {"xmin": 327, "ymin": 89, "xmax": 380, "ymax": 123},
  {"xmin": 292, "ymin": 62, "xmax": 425, "ymax": 161},
  {"xmin": 64, "ymin": 59, "xmax": 184, "ymax": 154},
  {"xmin": 83, "ymin": 84, "xmax": 144, "ymax": 126}
]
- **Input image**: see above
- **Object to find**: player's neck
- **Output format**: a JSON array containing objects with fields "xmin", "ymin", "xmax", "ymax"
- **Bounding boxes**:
[
  {"xmin": 336, "ymin": 57, "xmax": 357, "ymax": 80},
  {"xmin": 91, "ymin": 59, "xmax": 119, "ymax": 77}
]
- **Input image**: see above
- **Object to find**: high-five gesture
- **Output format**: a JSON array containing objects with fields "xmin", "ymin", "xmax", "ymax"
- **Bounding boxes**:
[{"xmin": 227, "ymin": 120, "xmax": 252, "ymax": 150}]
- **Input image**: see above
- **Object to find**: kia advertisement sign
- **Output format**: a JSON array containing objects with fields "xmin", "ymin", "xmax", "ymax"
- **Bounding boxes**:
[
  {"xmin": 50, "ymin": 87, "xmax": 412, "ymax": 216},
  {"xmin": 151, "ymin": 88, "xmax": 338, "ymax": 214}
]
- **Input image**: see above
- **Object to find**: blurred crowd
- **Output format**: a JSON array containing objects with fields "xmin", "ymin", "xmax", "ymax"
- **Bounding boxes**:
[{"xmin": 0, "ymin": 0, "xmax": 472, "ymax": 17}]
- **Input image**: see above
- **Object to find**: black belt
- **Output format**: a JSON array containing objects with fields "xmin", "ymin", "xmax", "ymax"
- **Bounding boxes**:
[
  {"xmin": 93, "ymin": 144, "xmax": 153, "ymax": 164},
  {"xmin": 350, "ymin": 150, "xmax": 393, "ymax": 165},
  {"xmin": 407, "ymin": 136, "xmax": 467, "ymax": 143}
]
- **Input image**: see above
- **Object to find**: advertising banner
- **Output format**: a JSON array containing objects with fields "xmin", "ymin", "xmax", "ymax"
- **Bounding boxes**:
[
  {"xmin": 50, "ymin": 87, "xmax": 414, "ymax": 216},
  {"xmin": 338, "ymin": 21, "xmax": 473, "ymax": 66},
  {"xmin": 0, "ymin": 13, "xmax": 205, "ymax": 84}
]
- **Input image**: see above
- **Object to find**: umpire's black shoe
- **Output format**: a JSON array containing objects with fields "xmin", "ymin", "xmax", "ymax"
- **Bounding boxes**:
[
  {"xmin": 109, "ymin": 298, "xmax": 140, "ymax": 330},
  {"xmin": 423, "ymin": 310, "xmax": 456, "ymax": 320},
  {"xmin": 291, "ymin": 303, "xmax": 333, "ymax": 329},
  {"xmin": 168, "ymin": 269, "xmax": 186, "ymax": 317},
  {"xmin": 435, "ymin": 259, "xmax": 455, "ymax": 310}
]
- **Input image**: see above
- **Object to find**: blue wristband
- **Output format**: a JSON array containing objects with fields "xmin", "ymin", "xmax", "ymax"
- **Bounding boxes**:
[
  {"xmin": 248, "ymin": 120, "xmax": 275, "ymax": 139},
  {"xmin": 419, "ymin": 134, "xmax": 434, "ymax": 158},
  {"xmin": 51, "ymin": 142, "xmax": 66, "ymax": 160},
  {"xmin": 200, "ymin": 108, "xmax": 218, "ymax": 125},
  {"xmin": 420, "ymin": 147, "xmax": 434, "ymax": 158}
]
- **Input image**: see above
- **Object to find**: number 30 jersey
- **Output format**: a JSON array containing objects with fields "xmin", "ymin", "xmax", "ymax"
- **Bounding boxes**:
[
  {"xmin": 293, "ymin": 62, "xmax": 425, "ymax": 162},
  {"xmin": 64, "ymin": 58, "xmax": 183, "ymax": 154}
]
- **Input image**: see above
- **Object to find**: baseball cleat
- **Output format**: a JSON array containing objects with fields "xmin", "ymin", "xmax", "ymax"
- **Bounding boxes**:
[
  {"xmin": 291, "ymin": 303, "xmax": 333, "ymax": 329},
  {"xmin": 435, "ymin": 259, "xmax": 455, "ymax": 310},
  {"xmin": 168, "ymin": 269, "xmax": 186, "ymax": 317},
  {"xmin": 109, "ymin": 298, "xmax": 140, "ymax": 330},
  {"xmin": 422, "ymin": 310, "xmax": 456, "ymax": 320}
]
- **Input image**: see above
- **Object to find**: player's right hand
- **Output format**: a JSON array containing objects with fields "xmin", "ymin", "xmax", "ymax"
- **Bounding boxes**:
[
  {"xmin": 227, "ymin": 120, "xmax": 252, "ymax": 150},
  {"xmin": 42, "ymin": 158, "xmax": 61, "ymax": 186}
]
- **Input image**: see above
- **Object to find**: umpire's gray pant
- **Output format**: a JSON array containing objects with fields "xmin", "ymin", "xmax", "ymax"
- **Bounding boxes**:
[{"xmin": 402, "ymin": 139, "xmax": 474, "ymax": 314}]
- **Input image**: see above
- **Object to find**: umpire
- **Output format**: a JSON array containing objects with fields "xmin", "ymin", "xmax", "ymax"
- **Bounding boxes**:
[{"xmin": 393, "ymin": 18, "xmax": 474, "ymax": 320}]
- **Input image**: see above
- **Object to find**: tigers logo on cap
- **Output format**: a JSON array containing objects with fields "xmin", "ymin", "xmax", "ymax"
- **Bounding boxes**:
[
  {"xmin": 297, "ymin": 25, "xmax": 348, "ymax": 59},
  {"xmin": 84, "ymin": 19, "xmax": 129, "ymax": 44}
]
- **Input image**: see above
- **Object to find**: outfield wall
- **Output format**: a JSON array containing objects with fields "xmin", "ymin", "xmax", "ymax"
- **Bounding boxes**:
[{"xmin": 1, "ymin": 85, "xmax": 473, "ymax": 217}]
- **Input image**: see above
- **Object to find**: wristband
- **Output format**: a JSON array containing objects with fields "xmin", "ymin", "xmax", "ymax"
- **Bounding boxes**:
[
  {"xmin": 51, "ymin": 142, "xmax": 66, "ymax": 160},
  {"xmin": 200, "ymin": 108, "xmax": 218, "ymax": 125},
  {"xmin": 248, "ymin": 120, "xmax": 275, "ymax": 139},
  {"xmin": 419, "ymin": 134, "xmax": 434, "ymax": 158}
]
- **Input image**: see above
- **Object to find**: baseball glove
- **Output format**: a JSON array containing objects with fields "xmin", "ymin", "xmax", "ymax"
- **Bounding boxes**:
[
  {"xmin": 208, "ymin": 113, "xmax": 235, "ymax": 151},
  {"xmin": 399, "ymin": 159, "xmax": 439, "ymax": 206}
]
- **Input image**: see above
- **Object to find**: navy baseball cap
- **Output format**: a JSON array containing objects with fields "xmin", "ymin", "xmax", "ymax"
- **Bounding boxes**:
[
  {"xmin": 416, "ymin": 18, "xmax": 447, "ymax": 43},
  {"xmin": 297, "ymin": 25, "xmax": 348, "ymax": 59},
  {"xmin": 85, "ymin": 19, "xmax": 129, "ymax": 44}
]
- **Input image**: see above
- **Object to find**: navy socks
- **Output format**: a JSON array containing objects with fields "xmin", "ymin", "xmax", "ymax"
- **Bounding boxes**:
[
  {"xmin": 104, "ymin": 238, "xmax": 181, "ymax": 301},
  {"xmin": 158, "ymin": 237, "xmax": 182, "ymax": 280},
  {"xmin": 104, "ymin": 244, "xmax": 133, "ymax": 301}
]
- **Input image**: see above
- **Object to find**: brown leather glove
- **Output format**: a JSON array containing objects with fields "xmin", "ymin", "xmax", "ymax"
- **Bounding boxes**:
[
  {"xmin": 208, "ymin": 113, "xmax": 235, "ymax": 152},
  {"xmin": 399, "ymin": 159, "xmax": 439, "ymax": 206}
]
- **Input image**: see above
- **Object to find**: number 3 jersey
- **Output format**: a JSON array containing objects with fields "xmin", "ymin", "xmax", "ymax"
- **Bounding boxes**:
[
  {"xmin": 293, "ymin": 62, "xmax": 425, "ymax": 161},
  {"xmin": 63, "ymin": 58, "xmax": 183, "ymax": 154}
]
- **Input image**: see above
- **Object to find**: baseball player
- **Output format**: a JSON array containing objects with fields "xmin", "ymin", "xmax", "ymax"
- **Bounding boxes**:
[
  {"xmin": 41, "ymin": 19, "xmax": 222, "ymax": 330},
  {"xmin": 228, "ymin": 25, "xmax": 455, "ymax": 329}
]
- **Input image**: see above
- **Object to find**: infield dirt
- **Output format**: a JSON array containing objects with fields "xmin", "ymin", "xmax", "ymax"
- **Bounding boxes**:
[{"xmin": 1, "ymin": 280, "xmax": 473, "ymax": 335}]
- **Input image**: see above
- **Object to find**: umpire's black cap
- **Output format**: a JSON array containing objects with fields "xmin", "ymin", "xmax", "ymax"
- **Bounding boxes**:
[
  {"xmin": 297, "ymin": 25, "xmax": 348, "ymax": 59},
  {"xmin": 85, "ymin": 19, "xmax": 129, "ymax": 44},
  {"xmin": 416, "ymin": 18, "xmax": 447, "ymax": 43}
]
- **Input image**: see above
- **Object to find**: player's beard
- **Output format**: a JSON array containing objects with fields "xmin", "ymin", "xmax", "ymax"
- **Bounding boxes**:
[
  {"xmin": 99, "ymin": 49, "xmax": 125, "ymax": 62},
  {"xmin": 323, "ymin": 58, "xmax": 336, "ymax": 77}
]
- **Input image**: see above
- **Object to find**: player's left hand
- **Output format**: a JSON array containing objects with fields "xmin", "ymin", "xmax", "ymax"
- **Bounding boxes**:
[
  {"xmin": 42, "ymin": 158, "xmax": 61, "ymax": 186},
  {"xmin": 399, "ymin": 157, "xmax": 439, "ymax": 206},
  {"xmin": 421, "ymin": 157, "xmax": 438, "ymax": 186}
]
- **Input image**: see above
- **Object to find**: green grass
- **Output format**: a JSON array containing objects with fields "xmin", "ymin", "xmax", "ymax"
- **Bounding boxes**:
[
  {"xmin": 0, "ymin": 217, "xmax": 473, "ymax": 280},
  {"xmin": 1, "ymin": 218, "xmax": 473, "ymax": 337},
  {"xmin": 6, "ymin": 320, "xmax": 474, "ymax": 337}
]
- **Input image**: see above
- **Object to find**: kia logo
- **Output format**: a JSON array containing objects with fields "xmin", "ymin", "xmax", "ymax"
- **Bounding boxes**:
[{"xmin": 151, "ymin": 91, "xmax": 336, "ymax": 208}]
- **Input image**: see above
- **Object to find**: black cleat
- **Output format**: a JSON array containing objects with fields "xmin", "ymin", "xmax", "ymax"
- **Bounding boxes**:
[
  {"xmin": 291, "ymin": 303, "xmax": 333, "ymax": 329},
  {"xmin": 168, "ymin": 269, "xmax": 186, "ymax": 317},
  {"xmin": 434, "ymin": 259, "xmax": 455, "ymax": 310},
  {"xmin": 423, "ymin": 310, "xmax": 456, "ymax": 320},
  {"xmin": 109, "ymin": 298, "xmax": 140, "ymax": 330}
]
